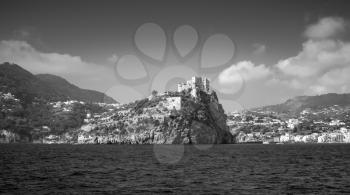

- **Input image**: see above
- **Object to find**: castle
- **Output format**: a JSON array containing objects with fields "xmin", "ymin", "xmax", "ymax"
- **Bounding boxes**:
[
  {"xmin": 177, "ymin": 76, "xmax": 210, "ymax": 98},
  {"xmin": 155, "ymin": 76, "xmax": 211, "ymax": 111}
]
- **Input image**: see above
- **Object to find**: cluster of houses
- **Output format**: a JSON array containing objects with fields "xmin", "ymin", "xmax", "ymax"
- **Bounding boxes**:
[
  {"xmin": 0, "ymin": 92, "xmax": 19, "ymax": 102},
  {"xmin": 227, "ymin": 111, "xmax": 285, "ymax": 127},
  {"xmin": 0, "ymin": 129, "xmax": 19, "ymax": 143},
  {"xmin": 228, "ymin": 106, "xmax": 350, "ymax": 144},
  {"xmin": 236, "ymin": 128, "xmax": 350, "ymax": 144},
  {"xmin": 0, "ymin": 92, "xmax": 20, "ymax": 113},
  {"xmin": 50, "ymin": 100, "xmax": 86, "ymax": 112}
]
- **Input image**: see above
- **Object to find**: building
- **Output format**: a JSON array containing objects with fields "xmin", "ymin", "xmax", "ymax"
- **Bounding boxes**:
[
  {"xmin": 177, "ymin": 76, "xmax": 210, "ymax": 98},
  {"xmin": 164, "ymin": 97, "xmax": 182, "ymax": 110},
  {"xmin": 287, "ymin": 119, "xmax": 299, "ymax": 129},
  {"xmin": 329, "ymin": 119, "xmax": 345, "ymax": 126}
]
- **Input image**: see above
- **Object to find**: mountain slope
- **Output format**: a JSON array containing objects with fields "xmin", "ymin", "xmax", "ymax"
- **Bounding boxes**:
[
  {"xmin": 0, "ymin": 62, "xmax": 117, "ymax": 103},
  {"xmin": 36, "ymin": 74, "xmax": 116, "ymax": 103},
  {"xmin": 255, "ymin": 93, "xmax": 350, "ymax": 114},
  {"xmin": 0, "ymin": 62, "xmax": 63, "ymax": 102}
]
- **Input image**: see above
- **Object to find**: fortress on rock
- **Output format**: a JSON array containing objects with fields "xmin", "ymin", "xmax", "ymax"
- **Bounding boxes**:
[{"xmin": 177, "ymin": 76, "xmax": 210, "ymax": 98}]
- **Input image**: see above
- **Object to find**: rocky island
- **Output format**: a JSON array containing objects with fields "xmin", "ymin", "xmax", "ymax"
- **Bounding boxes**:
[{"xmin": 76, "ymin": 76, "xmax": 233, "ymax": 144}]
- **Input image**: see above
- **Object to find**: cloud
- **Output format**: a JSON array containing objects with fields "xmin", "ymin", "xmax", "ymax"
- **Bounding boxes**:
[
  {"xmin": 0, "ymin": 40, "xmax": 114, "ymax": 91},
  {"xmin": 252, "ymin": 43, "xmax": 266, "ymax": 55},
  {"xmin": 12, "ymin": 27, "xmax": 47, "ymax": 50},
  {"xmin": 276, "ymin": 39, "xmax": 350, "ymax": 78},
  {"xmin": 219, "ymin": 16, "xmax": 350, "ymax": 98},
  {"xmin": 217, "ymin": 61, "xmax": 271, "ymax": 94},
  {"xmin": 314, "ymin": 66, "xmax": 350, "ymax": 93},
  {"xmin": 219, "ymin": 61, "xmax": 271, "ymax": 84},
  {"xmin": 275, "ymin": 16, "xmax": 350, "ymax": 95},
  {"xmin": 304, "ymin": 17, "xmax": 346, "ymax": 39},
  {"xmin": 0, "ymin": 40, "xmax": 92, "ymax": 74}
]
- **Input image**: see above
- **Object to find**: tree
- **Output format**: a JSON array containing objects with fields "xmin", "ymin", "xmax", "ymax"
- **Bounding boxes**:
[
  {"xmin": 151, "ymin": 90, "xmax": 158, "ymax": 96},
  {"xmin": 245, "ymin": 116, "xmax": 254, "ymax": 122},
  {"xmin": 153, "ymin": 119, "xmax": 160, "ymax": 126}
]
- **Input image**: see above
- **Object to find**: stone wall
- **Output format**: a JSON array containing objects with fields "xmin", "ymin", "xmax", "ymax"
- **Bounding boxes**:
[{"xmin": 177, "ymin": 76, "xmax": 210, "ymax": 97}]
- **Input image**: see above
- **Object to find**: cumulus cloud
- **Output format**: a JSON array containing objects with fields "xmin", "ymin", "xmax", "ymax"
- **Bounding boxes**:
[
  {"xmin": 217, "ymin": 61, "xmax": 271, "ymax": 94},
  {"xmin": 276, "ymin": 39, "xmax": 350, "ymax": 78},
  {"xmin": 219, "ymin": 61, "xmax": 271, "ymax": 84},
  {"xmin": 275, "ymin": 17, "xmax": 350, "ymax": 95},
  {"xmin": 219, "ymin": 16, "xmax": 350, "ymax": 97},
  {"xmin": 0, "ymin": 40, "xmax": 86, "ymax": 74},
  {"xmin": 304, "ymin": 17, "xmax": 346, "ymax": 39},
  {"xmin": 0, "ymin": 40, "xmax": 114, "ymax": 91}
]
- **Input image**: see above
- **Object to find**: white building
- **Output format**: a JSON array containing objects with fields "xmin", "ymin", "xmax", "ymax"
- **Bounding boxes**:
[
  {"xmin": 163, "ymin": 97, "xmax": 182, "ymax": 110},
  {"xmin": 294, "ymin": 135, "xmax": 303, "ymax": 142},
  {"xmin": 287, "ymin": 119, "xmax": 299, "ymax": 129},
  {"xmin": 329, "ymin": 119, "xmax": 345, "ymax": 126},
  {"xmin": 1, "ymin": 92, "xmax": 19, "ymax": 101},
  {"xmin": 317, "ymin": 135, "xmax": 327, "ymax": 143},
  {"xmin": 344, "ymin": 133, "xmax": 350, "ymax": 143}
]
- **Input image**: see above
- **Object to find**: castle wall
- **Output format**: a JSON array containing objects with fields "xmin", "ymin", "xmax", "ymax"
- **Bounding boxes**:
[{"xmin": 177, "ymin": 76, "xmax": 210, "ymax": 96}]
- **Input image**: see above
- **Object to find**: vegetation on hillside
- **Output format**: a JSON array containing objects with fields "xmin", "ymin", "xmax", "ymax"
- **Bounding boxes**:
[{"xmin": 0, "ymin": 62, "xmax": 117, "ymax": 105}]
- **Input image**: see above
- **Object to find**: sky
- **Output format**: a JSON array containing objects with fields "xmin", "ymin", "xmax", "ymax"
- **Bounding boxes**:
[{"xmin": 1, "ymin": 0, "xmax": 350, "ymax": 111}]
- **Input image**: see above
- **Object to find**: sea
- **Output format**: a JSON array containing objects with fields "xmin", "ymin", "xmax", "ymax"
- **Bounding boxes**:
[{"xmin": 1, "ymin": 144, "xmax": 350, "ymax": 194}]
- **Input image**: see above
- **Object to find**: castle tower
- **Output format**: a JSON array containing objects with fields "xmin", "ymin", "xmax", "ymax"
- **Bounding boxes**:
[
  {"xmin": 177, "ymin": 76, "xmax": 210, "ymax": 97},
  {"xmin": 202, "ymin": 77, "xmax": 210, "ymax": 92}
]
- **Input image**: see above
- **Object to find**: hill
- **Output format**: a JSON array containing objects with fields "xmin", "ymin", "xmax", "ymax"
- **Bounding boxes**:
[
  {"xmin": 254, "ymin": 93, "xmax": 350, "ymax": 115},
  {"xmin": 36, "ymin": 74, "xmax": 116, "ymax": 104},
  {"xmin": 0, "ymin": 62, "xmax": 117, "ymax": 104}
]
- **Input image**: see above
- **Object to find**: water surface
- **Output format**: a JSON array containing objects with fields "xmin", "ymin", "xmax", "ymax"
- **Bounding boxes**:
[{"xmin": 1, "ymin": 144, "xmax": 350, "ymax": 194}]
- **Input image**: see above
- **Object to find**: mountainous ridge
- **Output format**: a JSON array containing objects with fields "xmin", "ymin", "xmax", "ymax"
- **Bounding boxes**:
[
  {"xmin": 254, "ymin": 93, "xmax": 350, "ymax": 115},
  {"xmin": 0, "ymin": 62, "xmax": 117, "ymax": 104},
  {"xmin": 36, "ymin": 74, "xmax": 116, "ymax": 104}
]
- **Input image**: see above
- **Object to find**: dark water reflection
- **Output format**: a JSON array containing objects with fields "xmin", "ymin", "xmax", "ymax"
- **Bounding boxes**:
[{"xmin": 1, "ymin": 144, "xmax": 350, "ymax": 194}]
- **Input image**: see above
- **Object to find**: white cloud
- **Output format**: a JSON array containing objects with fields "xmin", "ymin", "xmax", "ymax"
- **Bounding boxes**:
[
  {"xmin": 216, "ymin": 61, "xmax": 271, "ymax": 95},
  {"xmin": 219, "ymin": 61, "xmax": 271, "ymax": 84},
  {"xmin": 219, "ymin": 16, "xmax": 350, "ymax": 98},
  {"xmin": 274, "ymin": 16, "xmax": 350, "ymax": 95},
  {"xmin": 304, "ymin": 17, "xmax": 346, "ymax": 39},
  {"xmin": 0, "ymin": 40, "xmax": 114, "ymax": 91},
  {"xmin": 276, "ymin": 39, "xmax": 350, "ymax": 78}
]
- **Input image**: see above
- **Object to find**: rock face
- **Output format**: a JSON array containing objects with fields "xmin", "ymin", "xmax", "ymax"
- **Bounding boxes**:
[{"xmin": 76, "ymin": 90, "xmax": 233, "ymax": 144}]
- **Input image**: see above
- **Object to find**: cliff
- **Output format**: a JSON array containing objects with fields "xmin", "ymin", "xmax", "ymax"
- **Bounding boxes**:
[{"xmin": 77, "ymin": 90, "xmax": 233, "ymax": 144}]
